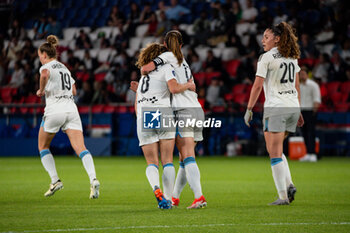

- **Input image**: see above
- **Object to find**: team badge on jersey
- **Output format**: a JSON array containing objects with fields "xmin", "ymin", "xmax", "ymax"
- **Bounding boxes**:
[{"xmin": 143, "ymin": 109, "xmax": 162, "ymax": 129}]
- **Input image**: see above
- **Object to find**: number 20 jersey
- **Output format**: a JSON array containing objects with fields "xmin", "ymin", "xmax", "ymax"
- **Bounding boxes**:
[
  {"xmin": 39, "ymin": 60, "xmax": 77, "ymax": 116},
  {"xmin": 256, "ymin": 47, "xmax": 301, "ymax": 112}
]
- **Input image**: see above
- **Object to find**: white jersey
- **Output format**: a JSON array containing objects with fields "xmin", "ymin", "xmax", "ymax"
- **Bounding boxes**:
[
  {"xmin": 39, "ymin": 60, "xmax": 78, "ymax": 116},
  {"xmin": 136, "ymin": 63, "xmax": 175, "ymax": 111},
  {"xmin": 256, "ymin": 47, "xmax": 300, "ymax": 116},
  {"xmin": 300, "ymin": 79, "xmax": 321, "ymax": 110},
  {"xmin": 155, "ymin": 52, "xmax": 202, "ymax": 109}
]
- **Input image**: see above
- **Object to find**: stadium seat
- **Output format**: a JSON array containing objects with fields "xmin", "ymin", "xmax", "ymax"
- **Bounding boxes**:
[
  {"xmin": 193, "ymin": 72, "xmax": 206, "ymax": 87},
  {"xmin": 327, "ymin": 82, "xmax": 340, "ymax": 94},
  {"xmin": 97, "ymin": 49, "xmax": 112, "ymax": 63},
  {"xmin": 225, "ymin": 59, "xmax": 241, "ymax": 77},
  {"xmin": 94, "ymin": 73, "xmax": 107, "ymax": 82},
  {"xmin": 224, "ymin": 93, "xmax": 234, "ymax": 102},
  {"xmin": 232, "ymin": 84, "xmax": 246, "ymax": 94},
  {"xmin": 107, "ymin": 0, "xmax": 118, "ymax": 6},
  {"xmin": 330, "ymin": 92, "xmax": 342, "ymax": 103},
  {"xmin": 233, "ymin": 93, "xmax": 247, "ymax": 105},
  {"xmin": 92, "ymin": 105, "xmax": 104, "ymax": 113},
  {"xmin": 141, "ymin": 37, "xmax": 156, "ymax": 48},
  {"xmin": 72, "ymin": 0, "xmax": 84, "ymax": 7},
  {"xmin": 221, "ymin": 47, "xmax": 238, "ymax": 61},
  {"xmin": 129, "ymin": 37, "xmax": 142, "ymax": 50},
  {"xmin": 63, "ymin": 28, "xmax": 78, "ymax": 41},
  {"xmin": 198, "ymin": 98, "xmax": 205, "ymax": 108},
  {"xmin": 195, "ymin": 46, "xmax": 210, "ymax": 62},
  {"xmin": 78, "ymin": 106, "xmax": 90, "ymax": 114},
  {"xmin": 85, "ymin": 0, "xmax": 96, "ymax": 8},
  {"xmin": 135, "ymin": 24, "xmax": 149, "ymax": 37},
  {"xmin": 24, "ymin": 95, "xmax": 40, "ymax": 104},
  {"xmin": 103, "ymin": 105, "xmax": 115, "ymax": 113},
  {"xmin": 75, "ymin": 71, "xmax": 90, "ymax": 82},
  {"xmin": 335, "ymin": 103, "xmax": 349, "ymax": 112},
  {"xmin": 206, "ymin": 72, "xmax": 221, "ymax": 85},
  {"xmin": 340, "ymin": 81, "xmax": 350, "ymax": 93},
  {"xmin": 212, "ymin": 106, "xmax": 226, "ymax": 113}
]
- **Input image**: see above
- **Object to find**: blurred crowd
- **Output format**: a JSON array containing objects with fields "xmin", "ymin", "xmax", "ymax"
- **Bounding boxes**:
[{"xmin": 0, "ymin": 0, "xmax": 350, "ymax": 110}]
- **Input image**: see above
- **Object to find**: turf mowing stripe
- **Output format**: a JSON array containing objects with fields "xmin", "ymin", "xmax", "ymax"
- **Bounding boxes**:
[{"xmin": 2, "ymin": 222, "xmax": 350, "ymax": 233}]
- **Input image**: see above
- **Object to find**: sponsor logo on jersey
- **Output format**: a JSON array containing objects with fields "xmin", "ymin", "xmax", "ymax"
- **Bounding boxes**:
[
  {"xmin": 143, "ymin": 109, "xmax": 161, "ymax": 129},
  {"xmin": 272, "ymin": 53, "xmax": 282, "ymax": 59},
  {"xmin": 278, "ymin": 90, "xmax": 296, "ymax": 95},
  {"xmin": 138, "ymin": 96, "xmax": 159, "ymax": 104}
]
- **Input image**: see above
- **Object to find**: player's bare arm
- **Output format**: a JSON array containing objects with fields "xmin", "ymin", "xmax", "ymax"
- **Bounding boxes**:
[{"xmin": 37, "ymin": 69, "xmax": 50, "ymax": 97}]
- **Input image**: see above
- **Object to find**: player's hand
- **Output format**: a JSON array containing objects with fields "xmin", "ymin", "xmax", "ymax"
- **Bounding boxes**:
[
  {"xmin": 297, "ymin": 113, "xmax": 304, "ymax": 127},
  {"xmin": 244, "ymin": 109, "xmax": 253, "ymax": 127},
  {"xmin": 187, "ymin": 78, "xmax": 196, "ymax": 92},
  {"xmin": 36, "ymin": 89, "xmax": 44, "ymax": 97},
  {"xmin": 130, "ymin": 81, "xmax": 139, "ymax": 93}
]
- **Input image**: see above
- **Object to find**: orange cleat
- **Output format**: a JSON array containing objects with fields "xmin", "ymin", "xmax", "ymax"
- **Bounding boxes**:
[
  {"xmin": 172, "ymin": 197, "xmax": 180, "ymax": 206},
  {"xmin": 187, "ymin": 195, "xmax": 207, "ymax": 209}
]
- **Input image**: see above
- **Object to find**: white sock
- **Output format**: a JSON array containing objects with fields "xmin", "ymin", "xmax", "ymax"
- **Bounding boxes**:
[
  {"xmin": 79, "ymin": 150, "xmax": 96, "ymax": 184},
  {"xmin": 184, "ymin": 157, "xmax": 203, "ymax": 199},
  {"xmin": 146, "ymin": 164, "xmax": 159, "ymax": 189},
  {"xmin": 162, "ymin": 163, "xmax": 175, "ymax": 200},
  {"xmin": 271, "ymin": 158, "xmax": 288, "ymax": 200},
  {"xmin": 40, "ymin": 149, "xmax": 59, "ymax": 184},
  {"xmin": 282, "ymin": 153, "xmax": 293, "ymax": 187},
  {"xmin": 173, "ymin": 162, "xmax": 187, "ymax": 199}
]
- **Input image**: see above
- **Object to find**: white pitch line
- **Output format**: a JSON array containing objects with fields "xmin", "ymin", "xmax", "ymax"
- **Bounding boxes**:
[{"xmin": 2, "ymin": 222, "xmax": 350, "ymax": 233}]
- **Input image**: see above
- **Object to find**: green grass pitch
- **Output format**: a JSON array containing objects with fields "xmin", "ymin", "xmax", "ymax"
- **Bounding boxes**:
[{"xmin": 0, "ymin": 156, "xmax": 349, "ymax": 233}]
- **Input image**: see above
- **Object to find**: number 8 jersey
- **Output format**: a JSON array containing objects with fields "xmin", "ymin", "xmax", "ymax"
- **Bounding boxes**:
[
  {"xmin": 256, "ymin": 47, "xmax": 301, "ymax": 116},
  {"xmin": 39, "ymin": 60, "xmax": 78, "ymax": 116}
]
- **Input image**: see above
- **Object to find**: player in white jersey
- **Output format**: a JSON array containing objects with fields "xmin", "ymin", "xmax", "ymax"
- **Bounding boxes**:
[
  {"xmin": 134, "ymin": 43, "xmax": 195, "ymax": 209},
  {"xmin": 141, "ymin": 30, "xmax": 207, "ymax": 209},
  {"xmin": 244, "ymin": 22, "xmax": 304, "ymax": 205},
  {"xmin": 36, "ymin": 35, "xmax": 100, "ymax": 199}
]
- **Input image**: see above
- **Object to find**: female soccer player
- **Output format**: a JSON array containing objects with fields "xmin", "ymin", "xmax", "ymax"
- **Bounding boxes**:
[
  {"xmin": 37, "ymin": 35, "xmax": 100, "ymax": 199},
  {"xmin": 135, "ymin": 42, "xmax": 195, "ymax": 209},
  {"xmin": 141, "ymin": 30, "xmax": 207, "ymax": 209},
  {"xmin": 244, "ymin": 22, "xmax": 304, "ymax": 205}
]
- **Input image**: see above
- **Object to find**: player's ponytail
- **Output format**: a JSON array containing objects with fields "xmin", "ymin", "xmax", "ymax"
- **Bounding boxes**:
[
  {"xmin": 270, "ymin": 22, "xmax": 300, "ymax": 59},
  {"xmin": 164, "ymin": 30, "xmax": 184, "ymax": 65},
  {"xmin": 39, "ymin": 35, "xmax": 59, "ymax": 59}
]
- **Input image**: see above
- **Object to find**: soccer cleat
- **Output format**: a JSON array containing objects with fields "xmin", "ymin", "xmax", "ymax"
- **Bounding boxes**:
[
  {"xmin": 172, "ymin": 197, "xmax": 180, "ymax": 207},
  {"xmin": 187, "ymin": 195, "xmax": 207, "ymax": 209},
  {"xmin": 269, "ymin": 198, "xmax": 290, "ymax": 205},
  {"xmin": 89, "ymin": 179, "xmax": 100, "ymax": 199},
  {"xmin": 299, "ymin": 154, "xmax": 311, "ymax": 162},
  {"xmin": 44, "ymin": 180, "xmax": 63, "ymax": 197},
  {"xmin": 153, "ymin": 186, "xmax": 172, "ymax": 209},
  {"xmin": 287, "ymin": 184, "xmax": 297, "ymax": 203}
]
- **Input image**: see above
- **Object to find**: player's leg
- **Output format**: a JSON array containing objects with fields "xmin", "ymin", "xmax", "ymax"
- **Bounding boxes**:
[
  {"xmin": 39, "ymin": 117, "xmax": 63, "ymax": 197},
  {"xmin": 265, "ymin": 131, "xmax": 289, "ymax": 205},
  {"xmin": 172, "ymin": 151, "xmax": 187, "ymax": 206},
  {"xmin": 159, "ymin": 138, "xmax": 175, "ymax": 201},
  {"xmin": 142, "ymin": 143, "xmax": 171, "ymax": 209},
  {"xmin": 65, "ymin": 128, "xmax": 99, "ymax": 199},
  {"xmin": 176, "ymin": 136, "xmax": 206, "ymax": 209}
]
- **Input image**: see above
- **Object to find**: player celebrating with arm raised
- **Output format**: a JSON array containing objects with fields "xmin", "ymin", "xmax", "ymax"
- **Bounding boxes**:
[
  {"xmin": 141, "ymin": 30, "xmax": 207, "ymax": 209},
  {"xmin": 135, "ymin": 42, "xmax": 195, "ymax": 209},
  {"xmin": 37, "ymin": 35, "xmax": 100, "ymax": 199},
  {"xmin": 244, "ymin": 22, "xmax": 304, "ymax": 205}
]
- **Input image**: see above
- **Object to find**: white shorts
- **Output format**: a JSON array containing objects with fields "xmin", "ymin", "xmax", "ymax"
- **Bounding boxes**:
[
  {"xmin": 175, "ymin": 108, "xmax": 204, "ymax": 142},
  {"xmin": 136, "ymin": 116, "xmax": 175, "ymax": 147},
  {"xmin": 41, "ymin": 112, "xmax": 83, "ymax": 133}
]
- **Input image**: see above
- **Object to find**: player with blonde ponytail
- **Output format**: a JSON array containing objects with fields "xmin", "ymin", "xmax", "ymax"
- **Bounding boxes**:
[{"xmin": 37, "ymin": 35, "xmax": 100, "ymax": 199}]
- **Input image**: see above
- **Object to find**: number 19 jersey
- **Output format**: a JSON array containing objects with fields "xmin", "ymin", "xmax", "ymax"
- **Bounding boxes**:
[
  {"xmin": 256, "ymin": 47, "xmax": 300, "ymax": 116},
  {"xmin": 39, "ymin": 60, "xmax": 77, "ymax": 116}
]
